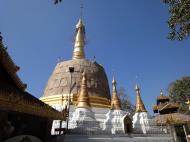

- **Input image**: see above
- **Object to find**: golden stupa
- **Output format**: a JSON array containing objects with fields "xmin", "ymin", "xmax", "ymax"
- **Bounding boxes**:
[
  {"xmin": 135, "ymin": 84, "xmax": 147, "ymax": 113},
  {"xmin": 77, "ymin": 71, "xmax": 91, "ymax": 108},
  {"xmin": 110, "ymin": 78, "xmax": 122, "ymax": 110},
  {"xmin": 40, "ymin": 18, "xmax": 111, "ymax": 108}
]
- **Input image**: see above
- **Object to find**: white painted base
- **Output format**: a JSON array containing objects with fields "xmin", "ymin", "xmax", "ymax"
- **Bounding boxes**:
[
  {"xmin": 133, "ymin": 112, "xmax": 150, "ymax": 134},
  {"xmin": 103, "ymin": 110, "xmax": 130, "ymax": 134},
  {"xmin": 70, "ymin": 107, "xmax": 101, "ymax": 134}
]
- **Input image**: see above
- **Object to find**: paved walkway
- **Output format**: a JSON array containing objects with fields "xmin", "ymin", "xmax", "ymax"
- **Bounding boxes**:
[{"xmin": 63, "ymin": 135, "xmax": 173, "ymax": 142}]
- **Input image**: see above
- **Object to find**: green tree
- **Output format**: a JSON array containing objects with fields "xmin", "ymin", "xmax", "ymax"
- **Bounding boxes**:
[
  {"xmin": 163, "ymin": 0, "xmax": 190, "ymax": 41},
  {"xmin": 169, "ymin": 77, "xmax": 190, "ymax": 114},
  {"xmin": 117, "ymin": 87, "xmax": 136, "ymax": 115}
]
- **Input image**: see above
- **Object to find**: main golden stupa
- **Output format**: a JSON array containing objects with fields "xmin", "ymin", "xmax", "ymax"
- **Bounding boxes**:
[{"xmin": 40, "ymin": 19, "xmax": 111, "ymax": 108}]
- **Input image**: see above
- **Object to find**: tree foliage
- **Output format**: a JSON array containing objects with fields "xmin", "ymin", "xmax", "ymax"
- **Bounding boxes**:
[
  {"xmin": 169, "ymin": 77, "xmax": 190, "ymax": 114},
  {"xmin": 163, "ymin": 0, "xmax": 190, "ymax": 41},
  {"xmin": 117, "ymin": 87, "xmax": 136, "ymax": 115},
  {"xmin": 54, "ymin": 0, "xmax": 62, "ymax": 4}
]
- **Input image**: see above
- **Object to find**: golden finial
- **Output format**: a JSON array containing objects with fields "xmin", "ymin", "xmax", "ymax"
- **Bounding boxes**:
[
  {"xmin": 135, "ymin": 83, "xmax": 147, "ymax": 112},
  {"xmin": 72, "ymin": 1, "xmax": 86, "ymax": 60},
  {"xmin": 72, "ymin": 18, "xmax": 86, "ymax": 59},
  {"xmin": 77, "ymin": 71, "xmax": 91, "ymax": 108},
  {"xmin": 111, "ymin": 77, "xmax": 122, "ymax": 110}
]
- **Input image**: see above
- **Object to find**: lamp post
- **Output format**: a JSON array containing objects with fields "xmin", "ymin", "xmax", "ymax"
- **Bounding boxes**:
[{"xmin": 66, "ymin": 67, "xmax": 74, "ymax": 132}]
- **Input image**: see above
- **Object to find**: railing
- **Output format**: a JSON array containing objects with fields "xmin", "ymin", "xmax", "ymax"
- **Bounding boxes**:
[{"xmin": 51, "ymin": 120, "xmax": 171, "ymax": 137}]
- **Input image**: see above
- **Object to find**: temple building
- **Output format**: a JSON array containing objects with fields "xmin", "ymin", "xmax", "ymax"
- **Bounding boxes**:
[
  {"xmin": 0, "ymin": 33, "xmax": 65, "ymax": 142},
  {"xmin": 153, "ymin": 90, "xmax": 179, "ymax": 114},
  {"xmin": 153, "ymin": 90, "xmax": 190, "ymax": 142}
]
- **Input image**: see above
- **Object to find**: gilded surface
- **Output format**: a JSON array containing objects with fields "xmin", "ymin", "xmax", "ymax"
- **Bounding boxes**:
[
  {"xmin": 42, "ymin": 59, "xmax": 111, "ymax": 103},
  {"xmin": 110, "ymin": 78, "xmax": 121, "ymax": 110},
  {"xmin": 73, "ymin": 19, "xmax": 86, "ymax": 59},
  {"xmin": 41, "ymin": 18, "xmax": 111, "ymax": 107},
  {"xmin": 77, "ymin": 72, "xmax": 91, "ymax": 108},
  {"xmin": 40, "ymin": 94, "xmax": 111, "ymax": 108},
  {"xmin": 135, "ymin": 84, "xmax": 147, "ymax": 112}
]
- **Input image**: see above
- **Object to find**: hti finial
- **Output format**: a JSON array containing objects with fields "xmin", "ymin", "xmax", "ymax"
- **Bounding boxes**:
[
  {"xmin": 160, "ymin": 89, "xmax": 164, "ymax": 96},
  {"xmin": 135, "ymin": 75, "xmax": 140, "ymax": 90},
  {"xmin": 80, "ymin": 0, "xmax": 84, "ymax": 20},
  {"xmin": 112, "ymin": 76, "xmax": 116, "ymax": 85}
]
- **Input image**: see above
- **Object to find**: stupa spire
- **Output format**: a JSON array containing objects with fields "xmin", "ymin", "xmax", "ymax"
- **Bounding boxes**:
[
  {"xmin": 111, "ymin": 77, "xmax": 122, "ymax": 110},
  {"xmin": 72, "ymin": 2, "xmax": 86, "ymax": 60},
  {"xmin": 135, "ymin": 83, "xmax": 147, "ymax": 112},
  {"xmin": 77, "ymin": 71, "xmax": 91, "ymax": 108}
]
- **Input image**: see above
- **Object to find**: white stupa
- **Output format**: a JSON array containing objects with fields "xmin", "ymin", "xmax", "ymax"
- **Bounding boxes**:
[
  {"xmin": 133, "ymin": 83, "xmax": 150, "ymax": 134},
  {"xmin": 69, "ymin": 72, "xmax": 100, "ymax": 134},
  {"xmin": 103, "ymin": 78, "xmax": 131, "ymax": 134}
]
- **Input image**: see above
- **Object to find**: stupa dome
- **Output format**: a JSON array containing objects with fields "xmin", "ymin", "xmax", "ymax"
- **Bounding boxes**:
[
  {"xmin": 40, "ymin": 19, "xmax": 111, "ymax": 108},
  {"xmin": 42, "ymin": 59, "xmax": 110, "ymax": 100}
]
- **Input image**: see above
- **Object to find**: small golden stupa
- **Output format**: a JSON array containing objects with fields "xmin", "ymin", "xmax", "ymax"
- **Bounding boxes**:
[
  {"xmin": 110, "ymin": 78, "xmax": 122, "ymax": 110},
  {"xmin": 135, "ymin": 83, "xmax": 147, "ymax": 113},
  {"xmin": 77, "ymin": 71, "xmax": 91, "ymax": 108}
]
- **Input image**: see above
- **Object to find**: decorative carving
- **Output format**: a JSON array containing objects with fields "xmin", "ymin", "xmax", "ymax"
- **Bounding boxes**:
[{"xmin": 0, "ymin": 89, "xmax": 65, "ymax": 120}]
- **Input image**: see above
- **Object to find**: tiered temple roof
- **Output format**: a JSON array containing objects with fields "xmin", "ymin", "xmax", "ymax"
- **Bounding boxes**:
[
  {"xmin": 153, "ymin": 90, "xmax": 179, "ymax": 114},
  {"xmin": 0, "ymin": 33, "xmax": 65, "ymax": 120}
]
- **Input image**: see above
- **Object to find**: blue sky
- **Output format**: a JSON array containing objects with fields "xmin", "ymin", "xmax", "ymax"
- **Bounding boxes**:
[{"xmin": 0, "ymin": 0, "xmax": 190, "ymax": 114}]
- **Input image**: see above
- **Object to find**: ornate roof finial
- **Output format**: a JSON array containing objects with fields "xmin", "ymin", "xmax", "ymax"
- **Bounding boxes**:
[
  {"xmin": 72, "ymin": 1, "xmax": 86, "ymax": 60},
  {"xmin": 135, "ymin": 83, "xmax": 147, "ymax": 112},
  {"xmin": 111, "ymin": 77, "xmax": 122, "ymax": 110},
  {"xmin": 77, "ymin": 71, "xmax": 91, "ymax": 108},
  {"xmin": 160, "ymin": 89, "xmax": 164, "ymax": 96}
]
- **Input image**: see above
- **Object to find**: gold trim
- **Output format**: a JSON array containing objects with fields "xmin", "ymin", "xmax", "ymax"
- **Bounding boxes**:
[{"xmin": 40, "ymin": 94, "xmax": 111, "ymax": 108}]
